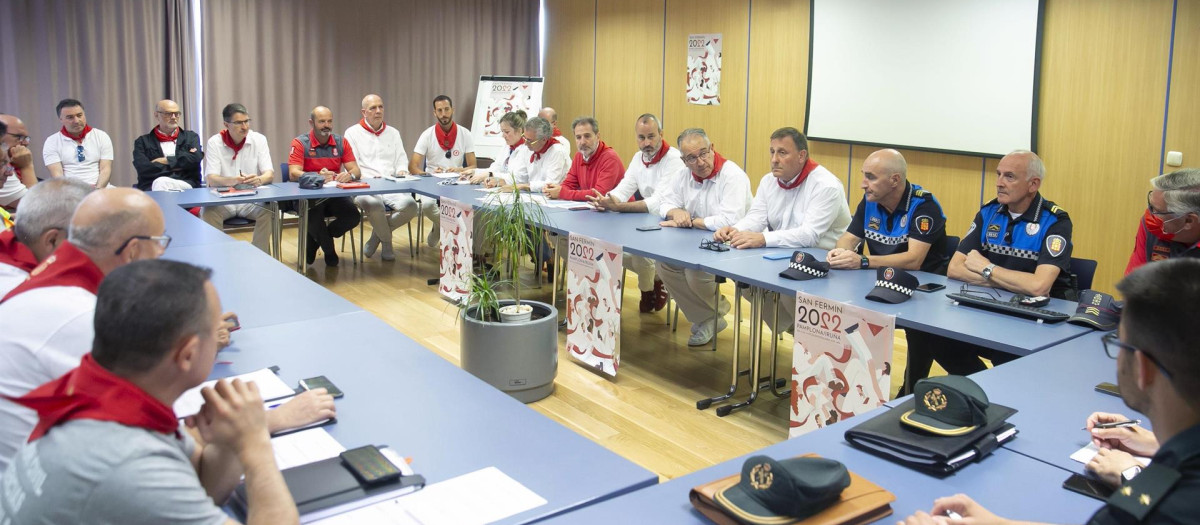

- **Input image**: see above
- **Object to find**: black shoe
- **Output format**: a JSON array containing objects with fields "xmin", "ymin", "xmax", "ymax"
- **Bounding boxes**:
[
  {"xmin": 324, "ymin": 250, "xmax": 339, "ymax": 267},
  {"xmin": 306, "ymin": 238, "xmax": 319, "ymax": 265}
]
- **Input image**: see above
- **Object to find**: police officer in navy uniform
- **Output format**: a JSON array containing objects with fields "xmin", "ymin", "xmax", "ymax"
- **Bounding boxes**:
[
  {"xmin": 1124, "ymin": 168, "xmax": 1200, "ymax": 276},
  {"xmin": 827, "ymin": 149, "xmax": 949, "ymax": 274},
  {"xmin": 904, "ymin": 150, "xmax": 1075, "ymax": 391},
  {"xmin": 898, "ymin": 258, "xmax": 1200, "ymax": 525}
]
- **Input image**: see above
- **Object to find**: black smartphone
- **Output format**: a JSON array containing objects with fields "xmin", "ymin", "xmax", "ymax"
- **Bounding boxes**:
[
  {"xmin": 299, "ymin": 375, "xmax": 344, "ymax": 398},
  {"xmin": 1062, "ymin": 473, "xmax": 1115, "ymax": 501},
  {"xmin": 1095, "ymin": 382, "xmax": 1121, "ymax": 398},
  {"xmin": 636, "ymin": 225, "xmax": 662, "ymax": 232},
  {"xmin": 915, "ymin": 283, "xmax": 946, "ymax": 293},
  {"xmin": 340, "ymin": 445, "xmax": 402, "ymax": 486}
]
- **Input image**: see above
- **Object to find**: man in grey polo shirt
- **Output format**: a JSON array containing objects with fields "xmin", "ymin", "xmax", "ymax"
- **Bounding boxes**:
[{"xmin": 0, "ymin": 260, "xmax": 298, "ymax": 525}]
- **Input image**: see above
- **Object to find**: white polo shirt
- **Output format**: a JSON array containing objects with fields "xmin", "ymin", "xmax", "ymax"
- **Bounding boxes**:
[
  {"xmin": 0, "ymin": 262, "xmax": 28, "ymax": 297},
  {"xmin": 655, "ymin": 160, "xmax": 752, "ymax": 231},
  {"xmin": 203, "ymin": 131, "xmax": 274, "ymax": 180},
  {"xmin": 498, "ymin": 142, "xmax": 570, "ymax": 192},
  {"xmin": 413, "ymin": 124, "xmax": 474, "ymax": 171},
  {"xmin": 42, "ymin": 129, "xmax": 114, "ymax": 186},
  {"xmin": 0, "ymin": 168, "xmax": 27, "ymax": 207},
  {"xmin": 609, "ymin": 145, "xmax": 686, "ymax": 215},
  {"xmin": 0, "ymin": 286, "xmax": 97, "ymax": 471},
  {"xmin": 733, "ymin": 165, "xmax": 852, "ymax": 249},
  {"xmin": 343, "ymin": 121, "xmax": 409, "ymax": 178}
]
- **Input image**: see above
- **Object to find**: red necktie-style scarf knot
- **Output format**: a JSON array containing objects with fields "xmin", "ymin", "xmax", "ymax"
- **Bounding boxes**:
[
  {"xmin": 642, "ymin": 140, "xmax": 669, "ymax": 168},
  {"xmin": 691, "ymin": 151, "xmax": 727, "ymax": 183},
  {"xmin": 435, "ymin": 122, "xmax": 458, "ymax": 152},
  {"xmin": 61, "ymin": 125, "xmax": 93, "ymax": 142},
  {"xmin": 360, "ymin": 118, "xmax": 386, "ymax": 137},
  {"xmin": 221, "ymin": 129, "xmax": 246, "ymax": 159},
  {"xmin": 153, "ymin": 127, "xmax": 180, "ymax": 142},
  {"xmin": 778, "ymin": 157, "xmax": 819, "ymax": 190}
]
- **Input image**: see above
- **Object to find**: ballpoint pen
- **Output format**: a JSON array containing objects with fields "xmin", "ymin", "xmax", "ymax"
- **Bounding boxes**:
[{"xmin": 1084, "ymin": 419, "xmax": 1141, "ymax": 430}]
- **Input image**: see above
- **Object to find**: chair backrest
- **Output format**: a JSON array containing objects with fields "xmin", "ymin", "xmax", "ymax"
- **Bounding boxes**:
[
  {"xmin": 1070, "ymin": 257, "xmax": 1098, "ymax": 291},
  {"xmin": 943, "ymin": 235, "xmax": 960, "ymax": 261},
  {"xmin": 280, "ymin": 162, "xmax": 290, "ymax": 182},
  {"xmin": 476, "ymin": 157, "xmax": 495, "ymax": 169}
]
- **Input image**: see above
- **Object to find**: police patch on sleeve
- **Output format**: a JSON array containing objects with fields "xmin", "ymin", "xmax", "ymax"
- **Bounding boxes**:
[
  {"xmin": 966, "ymin": 222, "xmax": 976, "ymax": 237},
  {"xmin": 915, "ymin": 215, "xmax": 933, "ymax": 235},
  {"xmin": 1046, "ymin": 235, "xmax": 1067, "ymax": 258}
]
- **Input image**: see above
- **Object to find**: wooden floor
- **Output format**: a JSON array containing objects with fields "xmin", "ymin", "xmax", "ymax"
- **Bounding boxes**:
[{"xmin": 230, "ymin": 221, "xmax": 942, "ymax": 481}]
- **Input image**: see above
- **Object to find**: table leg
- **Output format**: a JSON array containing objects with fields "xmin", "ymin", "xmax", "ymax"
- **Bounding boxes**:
[
  {"xmin": 718, "ymin": 287, "xmax": 763, "ymax": 416},
  {"xmin": 298, "ymin": 199, "xmax": 309, "ymax": 272},
  {"xmin": 697, "ymin": 282, "xmax": 744, "ymax": 410},
  {"xmin": 270, "ymin": 202, "xmax": 281, "ymax": 261},
  {"xmin": 768, "ymin": 291, "xmax": 791, "ymax": 398}
]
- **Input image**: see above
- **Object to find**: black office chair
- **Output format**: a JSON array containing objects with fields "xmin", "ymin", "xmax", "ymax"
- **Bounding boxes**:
[
  {"xmin": 943, "ymin": 235, "xmax": 960, "ymax": 261},
  {"xmin": 280, "ymin": 162, "xmax": 361, "ymax": 265},
  {"xmin": 1069, "ymin": 257, "xmax": 1098, "ymax": 291}
]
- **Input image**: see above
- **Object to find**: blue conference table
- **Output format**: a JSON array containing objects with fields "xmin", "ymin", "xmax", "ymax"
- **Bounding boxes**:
[
  {"xmin": 161, "ymin": 203, "xmax": 238, "ymax": 247},
  {"xmin": 219, "ymin": 311, "xmax": 659, "ymax": 524},
  {"xmin": 537, "ymin": 405, "xmax": 1103, "ymax": 525}
]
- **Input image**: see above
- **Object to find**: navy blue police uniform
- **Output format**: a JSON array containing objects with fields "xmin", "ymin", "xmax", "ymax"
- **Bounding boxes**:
[{"xmin": 847, "ymin": 182, "xmax": 950, "ymax": 274}]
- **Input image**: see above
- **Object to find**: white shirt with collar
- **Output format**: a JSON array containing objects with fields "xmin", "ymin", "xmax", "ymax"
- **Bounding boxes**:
[
  {"xmin": 343, "ymin": 122, "xmax": 409, "ymax": 178},
  {"xmin": 414, "ymin": 124, "xmax": 475, "ymax": 171},
  {"xmin": 733, "ymin": 165, "xmax": 852, "ymax": 249},
  {"xmin": 42, "ymin": 129, "xmax": 114, "ymax": 186},
  {"xmin": 497, "ymin": 142, "xmax": 570, "ymax": 192},
  {"xmin": 656, "ymin": 160, "xmax": 752, "ymax": 231},
  {"xmin": 610, "ymin": 145, "xmax": 686, "ymax": 214},
  {"xmin": 203, "ymin": 131, "xmax": 274, "ymax": 179},
  {"xmin": 0, "ymin": 262, "xmax": 28, "ymax": 297}
]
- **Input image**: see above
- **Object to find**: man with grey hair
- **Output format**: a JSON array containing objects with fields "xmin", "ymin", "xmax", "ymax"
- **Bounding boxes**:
[
  {"xmin": 1126, "ymin": 168, "xmax": 1200, "ymax": 274},
  {"xmin": 0, "ymin": 179, "xmax": 93, "ymax": 295},
  {"xmin": 656, "ymin": 128, "xmax": 752, "ymax": 345},
  {"xmin": 484, "ymin": 116, "xmax": 570, "ymax": 193},
  {"xmin": 588, "ymin": 113, "xmax": 685, "ymax": 313},
  {"xmin": 0, "ymin": 114, "xmax": 39, "ymax": 211},
  {"xmin": 132, "ymin": 99, "xmax": 204, "ymax": 191},
  {"xmin": 539, "ymin": 106, "xmax": 570, "ymax": 150},
  {"xmin": 904, "ymin": 150, "xmax": 1074, "ymax": 392},
  {"xmin": 544, "ymin": 116, "xmax": 623, "ymax": 201}
]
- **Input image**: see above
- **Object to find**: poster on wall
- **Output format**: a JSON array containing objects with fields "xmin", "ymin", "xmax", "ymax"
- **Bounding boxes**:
[
  {"xmin": 789, "ymin": 291, "xmax": 895, "ymax": 438},
  {"xmin": 438, "ymin": 198, "xmax": 473, "ymax": 303},
  {"xmin": 687, "ymin": 33, "xmax": 722, "ymax": 106},
  {"xmin": 470, "ymin": 76, "xmax": 544, "ymax": 163},
  {"xmin": 565, "ymin": 233, "xmax": 623, "ymax": 377}
]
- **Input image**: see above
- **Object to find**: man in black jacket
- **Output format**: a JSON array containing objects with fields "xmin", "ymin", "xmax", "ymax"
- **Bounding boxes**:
[{"xmin": 132, "ymin": 99, "xmax": 203, "ymax": 191}]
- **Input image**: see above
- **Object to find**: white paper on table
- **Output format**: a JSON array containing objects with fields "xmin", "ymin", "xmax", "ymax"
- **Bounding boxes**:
[
  {"xmin": 311, "ymin": 467, "xmax": 545, "ymax": 525},
  {"xmin": 174, "ymin": 368, "xmax": 296, "ymax": 418},
  {"xmin": 272, "ymin": 428, "xmax": 346, "ymax": 471},
  {"xmin": 474, "ymin": 187, "xmax": 502, "ymax": 193},
  {"xmin": 431, "ymin": 172, "xmax": 460, "ymax": 179},
  {"xmin": 1070, "ymin": 443, "xmax": 1152, "ymax": 467},
  {"xmin": 381, "ymin": 174, "xmax": 420, "ymax": 182}
]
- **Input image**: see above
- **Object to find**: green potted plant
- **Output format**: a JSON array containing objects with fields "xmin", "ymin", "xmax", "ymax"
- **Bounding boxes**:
[{"xmin": 458, "ymin": 186, "xmax": 559, "ymax": 403}]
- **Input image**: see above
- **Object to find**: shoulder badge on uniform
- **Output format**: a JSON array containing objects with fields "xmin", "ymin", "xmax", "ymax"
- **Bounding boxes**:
[
  {"xmin": 915, "ymin": 215, "xmax": 933, "ymax": 235},
  {"xmin": 1105, "ymin": 463, "xmax": 1181, "ymax": 521},
  {"xmin": 914, "ymin": 189, "xmax": 928, "ymax": 197},
  {"xmin": 1049, "ymin": 204, "xmax": 1069, "ymax": 217},
  {"xmin": 1046, "ymin": 235, "xmax": 1067, "ymax": 258}
]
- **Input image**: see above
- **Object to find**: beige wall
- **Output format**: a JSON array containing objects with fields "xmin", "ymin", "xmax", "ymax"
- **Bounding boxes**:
[{"xmin": 544, "ymin": 0, "xmax": 1199, "ymax": 295}]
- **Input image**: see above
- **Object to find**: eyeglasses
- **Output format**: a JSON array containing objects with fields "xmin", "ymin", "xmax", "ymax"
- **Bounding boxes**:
[
  {"xmin": 226, "ymin": 119, "xmax": 252, "ymax": 127},
  {"xmin": 1146, "ymin": 191, "xmax": 1176, "ymax": 217},
  {"xmin": 114, "ymin": 234, "xmax": 172, "ymax": 255},
  {"xmin": 958, "ymin": 283, "xmax": 1003, "ymax": 301},
  {"xmin": 682, "ymin": 148, "xmax": 712, "ymax": 165},
  {"xmin": 1101, "ymin": 331, "xmax": 1173, "ymax": 380},
  {"xmin": 4, "ymin": 132, "xmax": 30, "ymax": 144},
  {"xmin": 699, "ymin": 239, "xmax": 730, "ymax": 252},
  {"xmin": 157, "ymin": 111, "xmax": 182, "ymax": 118},
  {"xmin": 75, "ymin": 145, "xmax": 85, "ymax": 162}
]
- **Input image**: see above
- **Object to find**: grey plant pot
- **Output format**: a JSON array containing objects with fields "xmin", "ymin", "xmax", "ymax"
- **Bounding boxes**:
[{"xmin": 460, "ymin": 299, "xmax": 559, "ymax": 403}]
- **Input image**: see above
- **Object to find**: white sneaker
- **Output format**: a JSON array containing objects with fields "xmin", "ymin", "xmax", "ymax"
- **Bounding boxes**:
[
  {"xmin": 688, "ymin": 317, "xmax": 728, "ymax": 346},
  {"xmin": 380, "ymin": 241, "xmax": 396, "ymax": 261},
  {"xmin": 364, "ymin": 234, "xmax": 380, "ymax": 258},
  {"xmin": 427, "ymin": 222, "xmax": 441, "ymax": 248}
]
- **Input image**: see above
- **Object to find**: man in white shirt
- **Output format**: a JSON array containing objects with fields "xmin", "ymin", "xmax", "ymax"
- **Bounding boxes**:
[
  {"xmin": 0, "ymin": 179, "xmax": 93, "ymax": 296},
  {"xmin": 0, "ymin": 114, "xmax": 39, "ymax": 211},
  {"xmin": 539, "ymin": 107, "xmax": 571, "ymax": 151},
  {"xmin": 715, "ymin": 127, "xmax": 851, "ymax": 332},
  {"xmin": 42, "ymin": 99, "xmax": 113, "ymax": 188},
  {"xmin": 588, "ymin": 113, "xmax": 685, "ymax": 313},
  {"xmin": 484, "ymin": 116, "xmax": 570, "ymax": 193},
  {"xmin": 656, "ymin": 128, "xmax": 752, "ymax": 345},
  {"xmin": 201, "ymin": 103, "xmax": 275, "ymax": 253},
  {"xmin": 410, "ymin": 95, "xmax": 477, "ymax": 174},
  {"xmin": 345, "ymin": 94, "xmax": 436, "ymax": 260}
]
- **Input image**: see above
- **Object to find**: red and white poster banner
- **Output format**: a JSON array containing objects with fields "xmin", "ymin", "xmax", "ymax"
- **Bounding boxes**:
[
  {"xmin": 687, "ymin": 33, "xmax": 722, "ymax": 105},
  {"xmin": 789, "ymin": 292, "xmax": 895, "ymax": 438},
  {"xmin": 565, "ymin": 233, "xmax": 623, "ymax": 376},
  {"xmin": 438, "ymin": 198, "xmax": 473, "ymax": 303}
]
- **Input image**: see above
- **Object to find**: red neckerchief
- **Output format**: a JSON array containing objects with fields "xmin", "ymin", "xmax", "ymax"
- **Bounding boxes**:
[
  {"xmin": 691, "ymin": 151, "xmax": 727, "ymax": 183},
  {"xmin": 530, "ymin": 138, "xmax": 555, "ymax": 162},
  {"xmin": 359, "ymin": 118, "xmax": 385, "ymax": 137},
  {"xmin": 581, "ymin": 141, "xmax": 610, "ymax": 167},
  {"xmin": 1, "ymin": 242, "xmax": 104, "ymax": 304},
  {"xmin": 0, "ymin": 229, "xmax": 38, "ymax": 273},
  {"xmin": 435, "ymin": 122, "xmax": 458, "ymax": 152},
  {"xmin": 779, "ymin": 157, "xmax": 819, "ymax": 190},
  {"xmin": 552, "ymin": 127, "xmax": 563, "ymax": 138},
  {"xmin": 509, "ymin": 137, "xmax": 526, "ymax": 153},
  {"xmin": 7, "ymin": 353, "xmax": 179, "ymax": 442},
  {"xmin": 642, "ymin": 140, "xmax": 669, "ymax": 167},
  {"xmin": 61, "ymin": 125, "xmax": 93, "ymax": 143},
  {"xmin": 152, "ymin": 126, "xmax": 180, "ymax": 142},
  {"xmin": 220, "ymin": 129, "xmax": 246, "ymax": 160}
]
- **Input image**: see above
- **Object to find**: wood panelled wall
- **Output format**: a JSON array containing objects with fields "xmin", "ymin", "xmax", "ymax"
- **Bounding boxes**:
[{"xmin": 544, "ymin": 0, "xmax": 1199, "ymax": 295}]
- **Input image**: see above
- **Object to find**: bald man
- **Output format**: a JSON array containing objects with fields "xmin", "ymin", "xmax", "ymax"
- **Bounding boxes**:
[
  {"xmin": 539, "ymin": 106, "xmax": 571, "ymax": 150},
  {"xmin": 827, "ymin": 148, "xmax": 949, "ymax": 274},
  {"xmin": 0, "ymin": 179, "xmax": 93, "ymax": 296},
  {"xmin": 132, "ymin": 99, "xmax": 204, "ymax": 191},
  {"xmin": 0, "ymin": 114, "xmax": 39, "ymax": 210},
  {"xmin": 288, "ymin": 106, "xmax": 361, "ymax": 267}
]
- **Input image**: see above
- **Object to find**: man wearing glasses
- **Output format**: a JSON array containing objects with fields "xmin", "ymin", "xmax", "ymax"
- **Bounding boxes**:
[
  {"xmin": 0, "ymin": 114, "xmax": 39, "ymax": 211},
  {"xmin": 901, "ymin": 258, "xmax": 1200, "ymax": 525},
  {"xmin": 0, "ymin": 179, "xmax": 93, "ymax": 296},
  {"xmin": 42, "ymin": 99, "xmax": 114, "ymax": 188},
  {"xmin": 655, "ymin": 128, "xmax": 752, "ymax": 346},
  {"xmin": 202, "ymin": 103, "xmax": 275, "ymax": 254},
  {"xmin": 132, "ymin": 99, "xmax": 204, "ymax": 191},
  {"xmin": 1125, "ymin": 168, "xmax": 1200, "ymax": 274},
  {"xmin": 410, "ymin": 95, "xmax": 477, "ymax": 174}
]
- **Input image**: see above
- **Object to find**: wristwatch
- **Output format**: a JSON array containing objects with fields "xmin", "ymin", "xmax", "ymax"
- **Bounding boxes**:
[
  {"xmin": 1121, "ymin": 465, "xmax": 1143, "ymax": 483},
  {"xmin": 981, "ymin": 264, "xmax": 997, "ymax": 280},
  {"xmin": 860, "ymin": 255, "xmax": 870, "ymax": 269}
]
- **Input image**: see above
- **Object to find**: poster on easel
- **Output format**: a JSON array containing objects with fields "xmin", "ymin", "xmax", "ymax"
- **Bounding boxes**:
[
  {"xmin": 438, "ymin": 198, "xmax": 473, "ymax": 303},
  {"xmin": 565, "ymin": 233, "xmax": 623, "ymax": 376},
  {"xmin": 789, "ymin": 291, "xmax": 894, "ymax": 438},
  {"xmin": 470, "ymin": 76, "xmax": 544, "ymax": 163},
  {"xmin": 687, "ymin": 33, "xmax": 722, "ymax": 105}
]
